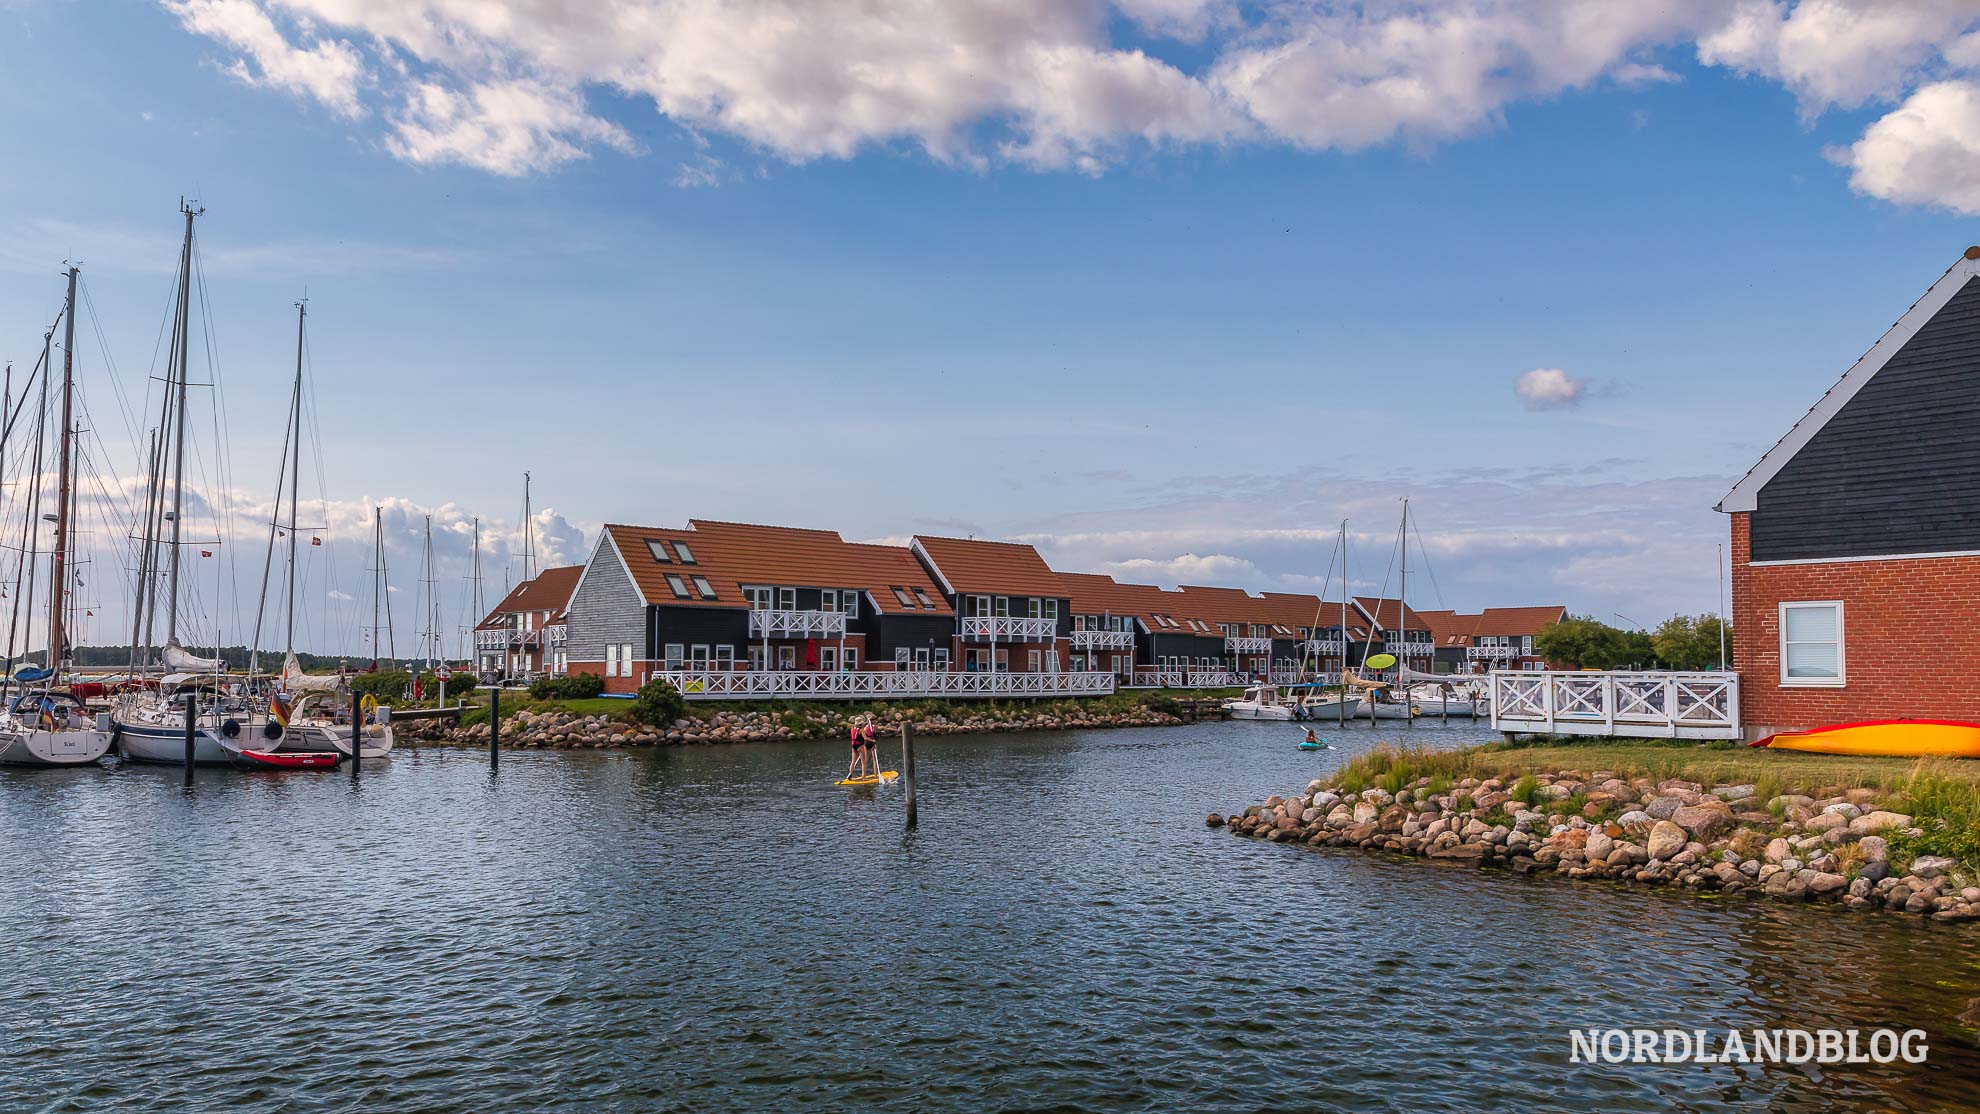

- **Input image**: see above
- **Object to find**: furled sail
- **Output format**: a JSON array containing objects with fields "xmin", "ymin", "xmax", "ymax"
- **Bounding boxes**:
[
  {"xmin": 280, "ymin": 651, "xmax": 343, "ymax": 692},
  {"xmin": 162, "ymin": 639, "xmax": 224, "ymax": 672}
]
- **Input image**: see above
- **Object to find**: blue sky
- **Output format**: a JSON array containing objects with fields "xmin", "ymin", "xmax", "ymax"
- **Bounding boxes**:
[{"xmin": 2, "ymin": 1, "xmax": 1978, "ymax": 654}]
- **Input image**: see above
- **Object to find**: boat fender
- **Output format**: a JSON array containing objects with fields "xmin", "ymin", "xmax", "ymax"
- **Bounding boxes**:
[
  {"xmin": 262, "ymin": 720, "xmax": 283, "ymax": 740},
  {"xmin": 221, "ymin": 717, "xmax": 241, "ymax": 738}
]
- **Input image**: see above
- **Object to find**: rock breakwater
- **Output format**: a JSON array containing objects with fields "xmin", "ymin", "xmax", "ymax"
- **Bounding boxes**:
[{"xmin": 1212, "ymin": 769, "xmax": 1980, "ymax": 923}]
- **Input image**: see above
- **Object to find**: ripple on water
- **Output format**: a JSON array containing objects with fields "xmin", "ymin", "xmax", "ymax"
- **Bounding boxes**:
[{"xmin": 0, "ymin": 718, "xmax": 1975, "ymax": 1111}]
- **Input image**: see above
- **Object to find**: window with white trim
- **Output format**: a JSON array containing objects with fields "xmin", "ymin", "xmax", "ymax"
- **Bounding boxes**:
[
  {"xmin": 1780, "ymin": 601, "xmax": 1844, "ymax": 686},
  {"xmin": 933, "ymin": 648, "xmax": 949, "ymax": 670},
  {"xmin": 665, "ymin": 643, "xmax": 684, "ymax": 670},
  {"xmin": 622, "ymin": 644, "xmax": 635, "ymax": 678},
  {"xmin": 896, "ymin": 648, "xmax": 911, "ymax": 670},
  {"xmin": 744, "ymin": 586, "xmax": 773, "ymax": 610},
  {"xmin": 606, "ymin": 644, "xmax": 618, "ymax": 677},
  {"xmin": 778, "ymin": 587, "xmax": 796, "ymax": 611},
  {"xmin": 844, "ymin": 648, "xmax": 859, "ymax": 670}
]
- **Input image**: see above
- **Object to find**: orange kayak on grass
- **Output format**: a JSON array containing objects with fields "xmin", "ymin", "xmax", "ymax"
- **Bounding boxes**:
[{"xmin": 1751, "ymin": 719, "xmax": 1980, "ymax": 758}]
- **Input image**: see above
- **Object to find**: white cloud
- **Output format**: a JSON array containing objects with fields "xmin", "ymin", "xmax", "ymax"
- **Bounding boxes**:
[
  {"xmin": 1840, "ymin": 80, "xmax": 1980, "ymax": 214},
  {"xmin": 165, "ymin": 0, "xmax": 366, "ymax": 118},
  {"xmin": 1514, "ymin": 367, "xmax": 1587, "ymax": 411},
  {"xmin": 157, "ymin": 2, "xmax": 1980, "ymax": 214}
]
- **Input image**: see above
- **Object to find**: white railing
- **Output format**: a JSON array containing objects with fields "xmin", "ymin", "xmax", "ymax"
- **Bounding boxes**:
[
  {"xmin": 1383, "ymin": 641, "xmax": 1432, "ymax": 657},
  {"xmin": 959, "ymin": 615, "xmax": 1058, "ymax": 642},
  {"xmin": 1468, "ymin": 644, "xmax": 1521, "ymax": 660},
  {"xmin": 1124, "ymin": 671, "xmax": 1249, "ymax": 689},
  {"xmin": 546, "ymin": 625, "xmax": 567, "ymax": 646},
  {"xmin": 1490, "ymin": 670, "xmax": 1739, "ymax": 740},
  {"xmin": 475, "ymin": 629, "xmax": 506, "ymax": 649},
  {"xmin": 1303, "ymin": 638, "xmax": 1345, "ymax": 655},
  {"xmin": 1070, "ymin": 628, "xmax": 1135, "ymax": 650},
  {"xmin": 1270, "ymin": 670, "xmax": 1341, "ymax": 685},
  {"xmin": 748, "ymin": 609, "xmax": 848, "ymax": 639},
  {"xmin": 1224, "ymin": 636, "xmax": 1273, "ymax": 655},
  {"xmin": 649, "ymin": 670, "xmax": 1112, "ymax": 700}
]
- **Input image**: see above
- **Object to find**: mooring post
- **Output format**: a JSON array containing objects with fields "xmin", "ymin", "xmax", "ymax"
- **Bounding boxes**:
[
  {"xmin": 489, "ymin": 685, "xmax": 500, "ymax": 770},
  {"xmin": 182, "ymin": 692, "xmax": 197, "ymax": 784},
  {"xmin": 902, "ymin": 721, "xmax": 917, "ymax": 829},
  {"xmin": 350, "ymin": 691, "xmax": 362, "ymax": 777}
]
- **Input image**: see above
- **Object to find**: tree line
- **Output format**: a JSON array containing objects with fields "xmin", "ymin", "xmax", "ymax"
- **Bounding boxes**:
[{"xmin": 1531, "ymin": 614, "xmax": 1730, "ymax": 670}]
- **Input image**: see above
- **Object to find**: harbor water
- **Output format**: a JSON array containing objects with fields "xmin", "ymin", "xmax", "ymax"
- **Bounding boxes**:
[{"xmin": 3, "ymin": 718, "xmax": 1975, "ymax": 1111}]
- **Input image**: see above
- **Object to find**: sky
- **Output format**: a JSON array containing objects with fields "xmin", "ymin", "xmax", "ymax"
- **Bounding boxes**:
[{"xmin": 2, "ymin": 0, "xmax": 1979, "ymax": 657}]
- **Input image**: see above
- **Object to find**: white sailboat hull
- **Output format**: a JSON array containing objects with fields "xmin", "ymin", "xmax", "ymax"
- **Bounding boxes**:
[
  {"xmin": 113, "ymin": 720, "xmax": 238, "ymax": 765},
  {"xmin": 287, "ymin": 721, "xmax": 394, "ymax": 759},
  {"xmin": 0, "ymin": 725, "xmax": 114, "ymax": 767},
  {"xmin": 1224, "ymin": 701, "xmax": 1295, "ymax": 721},
  {"xmin": 1352, "ymin": 702, "xmax": 1416, "ymax": 720}
]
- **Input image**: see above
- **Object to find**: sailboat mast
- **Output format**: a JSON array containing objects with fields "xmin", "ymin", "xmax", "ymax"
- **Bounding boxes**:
[
  {"xmin": 163, "ymin": 202, "xmax": 199, "ymax": 646},
  {"xmin": 372, "ymin": 507, "xmax": 382, "ymax": 670},
  {"xmin": 47, "ymin": 265, "xmax": 78, "ymax": 672},
  {"xmin": 522, "ymin": 471, "xmax": 535, "ymax": 582},
  {"xmin": 285, "ymin": 301, "xmax": 304, "ymax": 659},
  {"xmin": 1398, "ymin": 498, "xmax": 1408, "ymax": 662}
]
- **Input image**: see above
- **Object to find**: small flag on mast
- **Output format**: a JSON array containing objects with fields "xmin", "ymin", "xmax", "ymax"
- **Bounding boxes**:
[{"xmin": 200, "ymin": 550, "xmax": 213, "ymax": 558}]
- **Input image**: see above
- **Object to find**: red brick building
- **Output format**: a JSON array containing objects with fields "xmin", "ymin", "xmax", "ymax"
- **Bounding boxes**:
[
  {"xmin": 1720, "ymin": 247, "xmax": 1980, "ymax": 738},
  {"xmin": 474, "ymin": 565, "xmax": 583, "ymax": 679}
]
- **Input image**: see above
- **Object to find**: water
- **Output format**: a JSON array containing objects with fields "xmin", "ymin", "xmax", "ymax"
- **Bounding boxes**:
[{"xmin": 3, "ymin": 718, "xmax": 1976, "ymax": 1112}]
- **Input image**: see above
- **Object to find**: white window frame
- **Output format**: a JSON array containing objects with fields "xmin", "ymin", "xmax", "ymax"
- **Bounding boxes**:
[
  {"xmin": 1779, "ymin": 600, "xmax": 1845, "ymax": 688},
  {"xmin": 665, "ymin": 643, "xmax": 684, "ymax": 670},
  {"xmin": 934, "ymin": 648, "xmax": 950, "ymax": 671},
  {"xmin": 744, "ymin": 586, "xmax": 773, "ymax": 611},
  {"xmin": 844, "ymin": 648, "xmax": 859, "ymax": 670},
  {"xmin": 623, "ymin": 644, "xmax": 636, "ymax": 680},
  {"xmin": 819, "ymin": 646, "xmax": 838, "ymax": 672},
  {"xmin": 606, "ymin": 644, "xmax": 618, "ymax": 677},
  {"xmin": 820, "ymin": 589, "xmax": 838, "ymax": 613},
  {"xmin": 842, "ymin": 590, "xmax": 860, "ymax": 619},
  {"xmin": 895, "ymin": 648, "xmax": 911, "ymax": 670},
  {"xmin": 778, "ymin": 587, "xmax": 797, "ymax": 611}
]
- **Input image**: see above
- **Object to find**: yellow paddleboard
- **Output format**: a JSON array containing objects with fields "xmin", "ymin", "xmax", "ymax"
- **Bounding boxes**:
[
  {"xmin": 1752, "ymin": 719, "xmax": 1980, "ymax": 759},
  {"xmin": 836, "ymin": 771, "xmax": 901, "ymax": 786}
]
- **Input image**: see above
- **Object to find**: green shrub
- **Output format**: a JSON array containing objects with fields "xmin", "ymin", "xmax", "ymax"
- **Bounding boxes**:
[
  {"xmin": 350, "ymin": 670, "xmax": 412, "ymax": 705},
  {"xmin": 529, "ymin": 673, "xmax": 604, "ymax": 700},
  {"xmin": 634, "ymin": 678, "xmax": 685, "ymax": 726},
  {"xmin": 1509, "ymin": 773, "xmax": 1542, "ymax": 806},
  {"xmin": 418, "ymin": 670, "xmax": 478, "ymax": 699}
]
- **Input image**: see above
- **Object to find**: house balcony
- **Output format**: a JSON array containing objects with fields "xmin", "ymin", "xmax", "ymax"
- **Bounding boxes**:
[
  {"xmin": 1070, "ymin": 628, "xmax": 1135, "ymax": 650},
  {"xmin": 546, "ymin": 624, "xmax": 566, "ymax": 647},
  {"xmin": 1468, "ymin": 644, "xmax": 1522, "ymax": 660},
  {"xmin": 1224, "ymin": 636, "xmax": 1273, "ymax": 655},
  {"xmin": 748, "ymin": 609, "xmax": 848, "ymax": 639},
  {"xmin": 651, "ymin": 669, "xmax": 1113, "ymax": 701},
  {"xmin": 959, "ymin": 615, "xmax": 1058, "ymax": 642},
  {"xmin": 1303, "ymin": 638, "xmax": 1345, "ymax": 655},
  {"xmin": 475, "ymin": 628, "xmax": 538, "ymax": 649}
]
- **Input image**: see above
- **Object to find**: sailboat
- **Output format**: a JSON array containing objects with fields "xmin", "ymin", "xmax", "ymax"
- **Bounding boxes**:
[
  {"xmin": 111, "ymin": 203, "xmax": 341, "ymax": 769},
  {"xmin": 0, "ymin": 266, "xmax": 113, "ymax": 767},
  {"xmin": 248, "ymin": 301, "xmax": 393, "ymax": 760}
]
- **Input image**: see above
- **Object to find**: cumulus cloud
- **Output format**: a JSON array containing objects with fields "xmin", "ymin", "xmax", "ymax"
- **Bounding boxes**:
[
  {"xmin": 1514, "ymin": 368, "xmax": 1587, "ymax": 411},
  {"xmin": 157, "ymin": 1, "xmax": 1980, "ymax": 213},
  {"xmin": 1839, "ymin": 80, "xmax": 1980, "ymax": 215}
]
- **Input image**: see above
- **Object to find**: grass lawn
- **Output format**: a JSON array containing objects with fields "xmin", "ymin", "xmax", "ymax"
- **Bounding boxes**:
[{"xmin": 1475, "ymin": 738, "xmax": 1980, "ymax": 796}]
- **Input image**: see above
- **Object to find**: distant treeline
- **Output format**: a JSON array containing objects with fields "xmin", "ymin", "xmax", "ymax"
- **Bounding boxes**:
[{"xmin": 65, "ymin": 645, "xmax": 460, "ymax": 673}]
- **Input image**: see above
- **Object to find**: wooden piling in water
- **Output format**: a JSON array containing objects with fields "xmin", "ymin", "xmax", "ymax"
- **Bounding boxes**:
[
  {"xmin": 902, "ymin": 722, "xmax": 917, "ymax": 829},
  {"xmin": 182, "ymin": 693, "xmax": 196, "ymax": 784},
  {"xmin": 489, "ymin": 686, "xmax": 500, "ymax": 770},
  {"xmin": 350, "ymin": 692, "xmax": 362, "ymax": 778}
]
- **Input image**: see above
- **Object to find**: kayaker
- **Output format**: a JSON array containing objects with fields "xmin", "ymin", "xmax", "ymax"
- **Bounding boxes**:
[{"xmin": 1303, "ymin": 727, "xmax": 1319, "ymax": 746}]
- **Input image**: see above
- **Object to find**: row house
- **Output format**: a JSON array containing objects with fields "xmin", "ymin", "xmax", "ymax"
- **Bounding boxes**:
[
  {"xmin": 1416, "ymin": 606, "xmax": 1566, "ymax": 673},
  {"xmin": 1354, "ymin": 596, "xmax": 1436, "ymax": 669},
  {"xmin": 474, "ymin": 565, "xmax": 583, "ymax": 679},
  {"xmin": 1260, "ymin": 592, "xmax": 1367, "ymax": 678},
  {"xmin": 1720, "ymin": 246, "xmax": 1980, "ymax": 739},
  {"xmin": 908, "ymin": 536, "xmax": 1072, "ymax": 673},
  {"xmin": 564, "ymin": 520, "xmax": 955, "ymax": 693},
  {"xmin": 1175, "ymin": 585, "xmax": 1301, "ymax": 678}
]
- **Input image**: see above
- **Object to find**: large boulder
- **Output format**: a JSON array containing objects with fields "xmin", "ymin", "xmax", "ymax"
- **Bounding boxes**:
[
  {"xmin": 1850, "ymin": 811, "xmax": 1913, "ymax": 835},
  {"xmin": 1671, "ymin": 804, "xmax": 1734, "ymax": 840},
  {"xmin": 1585, "ymin": 831, "xmax": 1616, "ymax": 862},
  {"xmin": 1645, "ymin": 797, "xmax": 1684, "ymax": 821},
  {"xmin": 1646, "ymin": 820, "xmax": 1687, "ymax": 861}
]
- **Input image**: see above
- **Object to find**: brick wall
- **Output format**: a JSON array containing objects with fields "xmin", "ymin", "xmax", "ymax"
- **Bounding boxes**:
[{"xmin": 1731, "ymin": 511, "xmax": 1980, "ymax": 736}]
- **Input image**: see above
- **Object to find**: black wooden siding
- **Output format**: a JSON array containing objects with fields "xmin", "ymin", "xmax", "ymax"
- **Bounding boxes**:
[{"xmin": 1753, "ymin": 275, "xmax": 1980, "ymax": 561}]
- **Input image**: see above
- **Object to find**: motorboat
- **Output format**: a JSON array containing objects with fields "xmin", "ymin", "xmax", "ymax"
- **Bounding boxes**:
[
  {"xmin": 0, "ymin": 688, "xmax": 114, "ymax": 768},
  {"xmin": 277, "ymin": 690, "xmax": 394, "ymax": 759},
  {"xmin": 1225, "ymin": 684, "xmax": 1295, "ymax": 721}
]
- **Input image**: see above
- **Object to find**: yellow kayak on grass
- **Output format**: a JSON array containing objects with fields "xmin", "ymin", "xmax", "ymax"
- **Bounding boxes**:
[
  {"xmin": 1751, "ymin": 720, "xmax": 1980, "ymax": 759},
  {"xmin": 836, "ymin": 771, "xmax": 901, "ymax": 786}
]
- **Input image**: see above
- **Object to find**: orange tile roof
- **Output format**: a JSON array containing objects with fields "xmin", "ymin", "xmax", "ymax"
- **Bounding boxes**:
[
  {"xmin": 912, "ymin": 536, "xmax": 1068, "ymax": 598},
  {"xmin": 1469, "ymin": 605, "xmax": 1566, "ymax": 638},
  {"xmin": 1415, "ymin": 609, "xmax": 1475, "ymax": 648},
  {"xmin": 1057, "ymin": 573, "xmax": 1225, "ymax": 636},
  {"xmin": 1354, "ymin": 596, "xmax": 1433, "ymax": 635},
  {"xmin": 477, "ymin": 565, "xmax": 583, "ymax": 629},
  {"xmin": 599, "ymin": 521, "xmax": 952, "ymax": 616}
]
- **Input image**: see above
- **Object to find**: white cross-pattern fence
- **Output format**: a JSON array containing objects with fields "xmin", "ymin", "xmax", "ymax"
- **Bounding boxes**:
[{"xmin": 1489, "ymin": 670, "xmax": 1739, "ymax": 739}]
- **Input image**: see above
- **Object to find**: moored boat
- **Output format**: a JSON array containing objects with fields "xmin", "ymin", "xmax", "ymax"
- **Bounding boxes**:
[{"xmin": 1750, "ymin": 720, "xmax": 1980, "ymax": 759}]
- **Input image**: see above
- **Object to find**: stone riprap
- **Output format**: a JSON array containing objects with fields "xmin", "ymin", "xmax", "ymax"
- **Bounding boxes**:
[
  {"xmin": 401, "ymin": 702, "xmax": 1185, "ymax": 748},
  {"xmin": 1210, "ymin": 771, "xmax": 1980, "ymax": 923}
]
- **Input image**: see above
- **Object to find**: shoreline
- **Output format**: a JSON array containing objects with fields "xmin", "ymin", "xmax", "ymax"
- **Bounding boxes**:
[
  {"xmin": 1214, "ymin": 748, "xmax": 1980, "ymax": 924},
  {"xmin": 398, "ymin": 695, "xmax": 1208, "ymax": 748}
]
